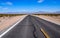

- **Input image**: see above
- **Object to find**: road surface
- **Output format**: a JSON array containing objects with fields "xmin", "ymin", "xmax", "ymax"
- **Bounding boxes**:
[{"xmin": 1, "ymin": 15, "xmax": 60, "ymax": 38}]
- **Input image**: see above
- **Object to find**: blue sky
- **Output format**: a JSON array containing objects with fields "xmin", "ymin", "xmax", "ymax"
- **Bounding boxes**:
[{"xmin": 0, "ymin": 0, "xmax": 60, "ymax": 13}]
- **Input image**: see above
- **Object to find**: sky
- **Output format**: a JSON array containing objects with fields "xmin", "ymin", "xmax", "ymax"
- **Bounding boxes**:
[{"xmin": 0, "ymin": 0, "xmax": 60, "ymax": 13}]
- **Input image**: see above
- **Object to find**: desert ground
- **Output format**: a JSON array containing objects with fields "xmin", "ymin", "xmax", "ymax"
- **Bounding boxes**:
[
  {"xmin": 0, "ymin": 14, "xmax": 60, "ymax": 32},
  {"xmin": 34, "ymin": 15, "xmax": 60, "ymax": 25},
  {"xmin": 0, "ymin": 15, "xmax": 27, "ymax": 33}
]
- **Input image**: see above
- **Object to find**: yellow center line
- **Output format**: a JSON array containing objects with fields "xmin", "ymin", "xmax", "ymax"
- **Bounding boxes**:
[{"xmin": 41, "ymin": 28, "xmax": 50, "ymax": 38}]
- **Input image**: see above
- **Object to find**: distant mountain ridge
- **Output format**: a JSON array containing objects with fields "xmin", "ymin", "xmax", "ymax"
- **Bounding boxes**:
[
  {"xmin": 32, "ymin": 11, "xmax": 60, "ymax": 14},
  {"xmin": 0, "ymin": 11, "xmax": 60, "ymax": 14}
]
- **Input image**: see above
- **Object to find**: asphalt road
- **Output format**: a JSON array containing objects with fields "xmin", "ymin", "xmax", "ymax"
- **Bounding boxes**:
[{"xmin": 1, "ymin": 15, "xmax": 60, "ymax": 38}]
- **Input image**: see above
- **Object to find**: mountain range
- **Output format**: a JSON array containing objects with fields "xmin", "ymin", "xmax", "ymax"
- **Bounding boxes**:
[{"xmin": 0, "ymin": 11, "xmax": 60, "ymax": 14}]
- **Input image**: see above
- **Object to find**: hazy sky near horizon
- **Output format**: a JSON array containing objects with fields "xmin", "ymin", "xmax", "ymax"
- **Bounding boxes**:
[{"xmin": 0, "ymin": 0, "xmax": 60, "ymax": 13}]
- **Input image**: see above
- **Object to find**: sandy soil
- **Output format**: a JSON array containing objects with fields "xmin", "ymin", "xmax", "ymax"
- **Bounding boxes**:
[
  {"xmin": 0, "ymin": 15, "xmax": 27, "ymax": 32},
  {"xmin": 34, "ymin": 15, "xmax": 60, "ymax": 25}
]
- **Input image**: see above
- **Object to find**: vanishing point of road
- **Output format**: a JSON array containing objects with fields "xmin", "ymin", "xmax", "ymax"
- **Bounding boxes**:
[{"xmin": 0, "ymin": 15, "xmax": 60, "ymax": 38}]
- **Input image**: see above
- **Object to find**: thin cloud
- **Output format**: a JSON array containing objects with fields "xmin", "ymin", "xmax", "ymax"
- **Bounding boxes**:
[
  {"xmin": 0, "ymin": 6, "xmax": 8, "ymax": 9},
  {"xmin": 6, "ymin": 2, "xmax": 13, "ymax": 5},
  {"xmin": 1, "ymin": 2, "xmax": 13, "ymax": 6},
  {"xmin": 0, "ymin": 6, "xmax": 2, "ymax": 8},
  {"xmin": 38, "ymin": 0, "xmax": 44, "ymax": 3},
  {"xmin": 23, "ymin": 10, "xmax": 26, "ymax": 11},
  {"xmin": 2, "ymin": 7, "xmax": 8, "ymax": 10}
]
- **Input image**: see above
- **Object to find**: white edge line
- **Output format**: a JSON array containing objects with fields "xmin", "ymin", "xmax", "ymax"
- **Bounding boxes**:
[{"xmin": 0, "ymin": 16, "xmax": 27, "ymax": 38}]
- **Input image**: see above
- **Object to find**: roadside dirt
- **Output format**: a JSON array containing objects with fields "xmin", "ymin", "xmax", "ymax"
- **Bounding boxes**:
[
  {"xmin": 0, "ymin": 15, "xmax": 27, "ymax": 32},
  {"xmin": 34, "ymin": 15, "xmax": 60, "ymax": 25}
]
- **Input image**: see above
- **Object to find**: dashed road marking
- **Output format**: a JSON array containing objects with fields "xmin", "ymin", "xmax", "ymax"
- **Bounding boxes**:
[{"xmin": 41, "ymin": 28, "xmax": 50, "ymax": 38}]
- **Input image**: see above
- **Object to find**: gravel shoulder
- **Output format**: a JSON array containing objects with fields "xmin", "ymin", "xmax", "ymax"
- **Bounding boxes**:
[
  {"xmin": 0, "ymin": 15, "xmax": 27, "ymax": 33},
  {"xmin": 34, "ymin": 15, "xmax": 60, "ymax": 25}
]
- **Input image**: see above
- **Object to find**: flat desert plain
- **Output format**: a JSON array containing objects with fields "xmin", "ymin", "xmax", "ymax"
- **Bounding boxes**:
[
  {"xmin": 0, "ymin": 15, "xmax": 27, "ymax": 32},
  {"xmin": 34, "ymin": 15, "xmax": 60, "ymax": 25}
]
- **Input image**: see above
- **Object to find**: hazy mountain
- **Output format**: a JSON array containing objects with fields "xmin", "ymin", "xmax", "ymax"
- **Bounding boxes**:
[
  {"xmin": 32, "ymin": 11, "xmax": 60, "ymax": 14},
  {"xmin": 0, "ymin": 11, "xmax": 60, "ymax": 14}
]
